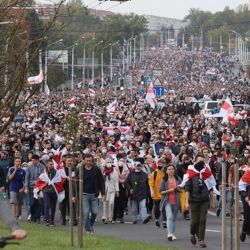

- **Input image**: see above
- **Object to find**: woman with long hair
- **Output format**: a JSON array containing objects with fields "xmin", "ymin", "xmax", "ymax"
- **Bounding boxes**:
[{"xmin": 159, "ymin": 164, "xmax": 182, "ymax": 241}]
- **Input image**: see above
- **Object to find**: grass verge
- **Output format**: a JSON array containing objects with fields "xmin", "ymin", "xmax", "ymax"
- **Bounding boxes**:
[{"xmin": 1, "ymin": 222, "xmax": 181, "ymax": 250}]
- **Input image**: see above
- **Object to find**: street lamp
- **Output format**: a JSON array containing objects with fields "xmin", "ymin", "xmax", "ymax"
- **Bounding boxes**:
[
  {"xmin": 82, "ymin": 37, "xmax": 95, "ymax": 85},
  {"xmin": 101, "ymin": 43, "xmax": 111, "ymax": 89},
  {"xmin": 45, "ymin": 39, "xmax": 63, "ymax": 88},
  {"xmin": 92, "ymin": 40, "xmax": 103, "ymax": 83},
  {"xmin": 110, "ymin": 40, "xmax": 119, "ymax": 82}
]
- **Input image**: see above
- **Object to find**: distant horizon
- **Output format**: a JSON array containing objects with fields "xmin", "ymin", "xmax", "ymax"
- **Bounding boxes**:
[{"xmin": 37, "ymin": 0, "xmax": 249, "ymax": 20}]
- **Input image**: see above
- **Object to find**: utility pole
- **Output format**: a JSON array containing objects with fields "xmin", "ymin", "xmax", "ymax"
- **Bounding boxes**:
[
  {"xmin": 228, "ymin": 34, "xmax": 231, "ymax": 56},
  {"xmin": 220, "ymin": 32, "xmax": 223, "ymax": 54},
  {"xmin": 200, "ymin": 27, "xmax": 203, "ymax": 50},
  {"xmin": 71, "ymin": 44, "xmax": 75, "ymax": 90},
  {"xmin": 133, "ymin": 36, "xmax": 136, "ymax": 69}
]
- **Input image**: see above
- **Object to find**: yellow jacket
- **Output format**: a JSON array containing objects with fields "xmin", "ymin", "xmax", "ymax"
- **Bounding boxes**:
[{"xmin": 148, "ymin": 169, "xmax": 165, "ymax": 200}]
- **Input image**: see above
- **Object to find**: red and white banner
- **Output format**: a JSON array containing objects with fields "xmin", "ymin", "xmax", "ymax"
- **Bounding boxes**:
[
  {"xmin": 33, "ymin": 170, "xmax": 65, "ymax": 202},
  {"xmin": 145, "ymin": 83, "xmax": 157, "ymax": 109},
  {"xmin": 28, "ymin": 71, "xmax": 44, "ymax": 85},
  {"xmin": 80, "ymin": 112, "xmax": 96, "ymax": 119},
  {"xmin": 102, "ymin": 126, "xmax": 132, "ymax": 135}
]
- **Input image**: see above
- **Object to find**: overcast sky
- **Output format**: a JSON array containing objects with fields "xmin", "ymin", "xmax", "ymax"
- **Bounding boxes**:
[
  {"xmin": 81, "ymin": 0, "xmax": 249, "ymax": 19},
  {"xmin": 39, "ymin": 1, "xmax": 249, "ymax": 19}
]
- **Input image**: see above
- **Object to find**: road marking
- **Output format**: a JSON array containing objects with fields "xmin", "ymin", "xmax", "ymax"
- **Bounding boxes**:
[{"xmin": 206, "ymin": 229, "xmax": 221, "ymax": 233}]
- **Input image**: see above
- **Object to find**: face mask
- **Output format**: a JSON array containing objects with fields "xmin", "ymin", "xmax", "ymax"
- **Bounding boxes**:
[
  {"xmin": 120, "ymin": 137, "xmax": 125, "ymax": 142},
  {"xmin": 106, "ymin": 163, "xmax": 112, "ymax": 168},
  {"xmin": 228, "ymin": 159, "xmax": 235, "ymax": 164},
  {"xmin": 135, "ymin": 169, "xmax": 141, "ymax": 172},
  {"xmin": 102, "ymin": 149, "xmax": 107, "ymax": 154},
  {"xmin": 244, "ymin": 154, "xmax": 249, "ymax": 158},
  {"xmin": 107, "ymin": 143, "xmax": 113, "ymax": 147}
]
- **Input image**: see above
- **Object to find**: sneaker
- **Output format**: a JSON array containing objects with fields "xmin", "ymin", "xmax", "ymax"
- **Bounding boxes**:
[
  {"xmin": 199, "ymin": 241, "xmax": 207, "ymax": 248},
  {"xmin": 90, "ymin": 227, "xmax": 94, "ymax": 235},
  {"xmin": 61, "ymin": 220, "xmax": 66, "ymax": 226},
  {"xmin": 216, "ymin": 208, "xmax": 221, "ymax": 217},
  {"xmin": 190, "ymin": 234, "xmax": 197, "ymax": 245},
  {"xmin": 50, "ymin": 221, "xmax": 55, "ymax": 227},
  {"xmin": 240, "ymin": 232, "xmax": 246, "ymax": 242},
  {"xmin": 226, "ymin": 212, "xmax": 230, "ymax": 218},
  {"xmin": 143, "ymin": 217, "xmax": 150, "ymax": 224},
  {"xmin": 27, "ymin": 214, "xmax": 31, "ymax": 221},
  {"xmin": 45, "ymin": 220, "xmax": 50, "ymax": 226},
  {"xmin": 168, "ymin": 234, "xmax": 173, "ymax": 241},
  {"xmin": 119, "ymin": 218, "xmax": 124, "ymax": 224},
  {"xmin": 104, "ymin": 220, "xmax": 108, "ymax": 224},
  {"xmin": 132, "ymin": 221, "xmax": 137, "ymax": 224},
  {"xmin": 163, "ymin": 221, "xmax": 167, "ymax": 228},
  {"xmin": 172, "ymin": 235, "xmax": 177, "ymax": 241},
  {"xmin": 155, "ymin": 221, "xmax": 160, "ymax": 227},
  {"xmin": 111, "ymin": 220, "xmax": 115, "ymax": 224},
  {"xmin": 184, "ymin": 213, "xmax": 190, "ymax": 220}
]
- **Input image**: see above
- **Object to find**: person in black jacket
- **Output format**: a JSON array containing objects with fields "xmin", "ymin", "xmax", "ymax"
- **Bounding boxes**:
[
  {"xmin": 74, "ymin": 153, "xmax": 105, "ymax": 234},
  {"xmin": 59, "ymin": 154, "xmax": 77, "ymax": 226},
  {"xmin": 239, "ymin": 164, "xmax": 250, "ymax": 242},
  {"xmin": 125, "ymin": 162, "xmax": 150, "ymax": 224}
]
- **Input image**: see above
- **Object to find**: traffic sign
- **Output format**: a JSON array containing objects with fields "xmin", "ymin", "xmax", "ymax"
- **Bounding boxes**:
[
  {"xmin": 154, "ymin": 86, "xmax": 166, "ymax": 97},
  {"xmin": 153, "ymin": 77, "xmax": 162, "ymax": 86}
]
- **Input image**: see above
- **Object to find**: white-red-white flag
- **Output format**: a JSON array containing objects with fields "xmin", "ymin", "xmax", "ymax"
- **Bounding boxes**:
[
  {"xmin": 88, "ymin": 88, "xmax": 96, "ymax": 97},
  {"xmin": 68, "ymin": 97, "xmax": 76, "ymax": 108},
  {"xmin": 33, "ymin": 170, "xmax": 65, "ymax": 202},
  {"xmin": 28, "ymin": 71, "xmax": 44, "ymax": 85},
  {"xmin": 106, "ymin": 100, "xmax": 117, "ymax": 113},
  {"xmin": 179, "ymin": 164, "xmax": 216, "ymax": 190},
  {"xmin": 88, "ymin": 79, "xmax": 94, "ymax": 85},
  {"xmin": 145, "ymin": 83, "xmax": 157, "ymax": 109},
  {"xmin": 220, "ymin": 97, "xmax": 234, "ymax": 123}
]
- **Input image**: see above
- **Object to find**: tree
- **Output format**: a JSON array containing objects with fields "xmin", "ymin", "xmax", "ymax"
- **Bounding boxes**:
[{"xmin": 0, "ymin": 0, "xmax": 67, "ymax": 135}]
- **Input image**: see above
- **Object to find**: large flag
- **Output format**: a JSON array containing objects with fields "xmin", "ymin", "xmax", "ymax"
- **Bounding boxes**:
[
  {"xmin": 88, "ymin": 88, "xmax": 96, "ymax": 97},
  {"xmin": 33, "ymin": 170, "xmax": 65, "ymax": 202},
  {"xmin": 220, "ymin": 97, "xmax": 234, "ymax": 123},
  {"xmin": 106, "ymin": 100, "xmax": 117, "ymax": 113},
  {"xmin": 145, "ymin": 83, "xmax": 157, "ymax": 109},
  {"xmin": 179, "ymin": 164, "xmax": 216, "ymax": 191},
  {"xmin": 28, "ymin": 71, "xmax": 44, "ymax": 85},
  {"xmin": 102, "ymin": 126, "xmax": 132, "ymax": 136}
]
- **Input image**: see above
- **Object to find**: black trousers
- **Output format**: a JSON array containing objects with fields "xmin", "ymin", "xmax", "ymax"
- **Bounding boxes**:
[
  {"xmin": 113, "ymin": 184, "xmax": 127, "ymax": 220},
  {"xmin": 153, "ymin": 200, "xmax": 166, "ymax": 221},
  {"xmin": 241, "ymin": 197, "xmax": 250, "ymax": 234},
  {"xmin": 43, "ymin": 191, "xmax": 57, "ymax": 222},
  {"xmin": 59, "ymin": 192, "xmax": 76, "ymax": 221}
]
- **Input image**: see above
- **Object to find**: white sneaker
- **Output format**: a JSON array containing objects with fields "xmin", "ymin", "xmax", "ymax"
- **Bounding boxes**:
[
  {"xmin": 27, "ymin": 214, "xmax": 31, "ymax": 221},
  {"xmin": 172, "ymin": 235, "xmax": 177, "ymax": 240},
  {"xmin": 168, "ymin": 233, "xmax": 173, "ymax": 241}
]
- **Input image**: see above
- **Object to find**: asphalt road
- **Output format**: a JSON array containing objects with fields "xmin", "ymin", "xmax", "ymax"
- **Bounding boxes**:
[{"xmin": 52, "ymin": 206, "xmax": 250, "ymax": 250}]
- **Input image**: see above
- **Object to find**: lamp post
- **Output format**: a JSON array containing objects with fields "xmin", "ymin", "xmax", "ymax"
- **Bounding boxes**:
[
  {"xmin": 110, "ymin": 40, "xmax": 119, "ymax": 83},
  {"xmin": 82, "ymin": 37, "xmax": 95, "ymax": 85},
  {"xmin": 92, "ymin": 40, "xmax": 103, "ymax": 83},
  {"xmin": 101, "ymin": 43, "xmax": 111, "ymax": 89}
]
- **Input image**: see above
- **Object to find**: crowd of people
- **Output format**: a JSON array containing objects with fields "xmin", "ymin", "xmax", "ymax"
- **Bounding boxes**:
[{"xmin": 0, "ymin": 45, "xmax": 250, "ymax": 248}]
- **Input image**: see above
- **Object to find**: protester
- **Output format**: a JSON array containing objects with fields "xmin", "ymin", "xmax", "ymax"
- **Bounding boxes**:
[
  {"xmin": 125, "ymin": 162, "xmax": 150, "ymax": 224},
  {"xmin": 160, "ymin": 164, "xmax": 182, "ymax": 241}
]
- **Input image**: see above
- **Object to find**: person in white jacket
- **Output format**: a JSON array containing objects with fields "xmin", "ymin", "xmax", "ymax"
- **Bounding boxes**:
[{"xmin": 102, "ymin": 158, "xmax": 119, "ymax": 224}]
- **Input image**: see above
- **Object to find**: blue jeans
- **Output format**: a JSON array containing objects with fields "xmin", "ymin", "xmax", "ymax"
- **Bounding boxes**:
[
  {"xmin": 83, "ymin": 193, "xmax": 99, "ymax": 232},
  {"xmin": 131, "ymin": 199, "xmax": 148, "ymax": 222},
  {"xmin": 165, "ymin": 203, "xmax": 178, "ymax": 234}
]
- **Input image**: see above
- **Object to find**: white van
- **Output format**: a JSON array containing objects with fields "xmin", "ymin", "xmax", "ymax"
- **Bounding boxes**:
[{"xmin": 201, "ymin": 100, "xmax": 223, "ymax": 115}]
